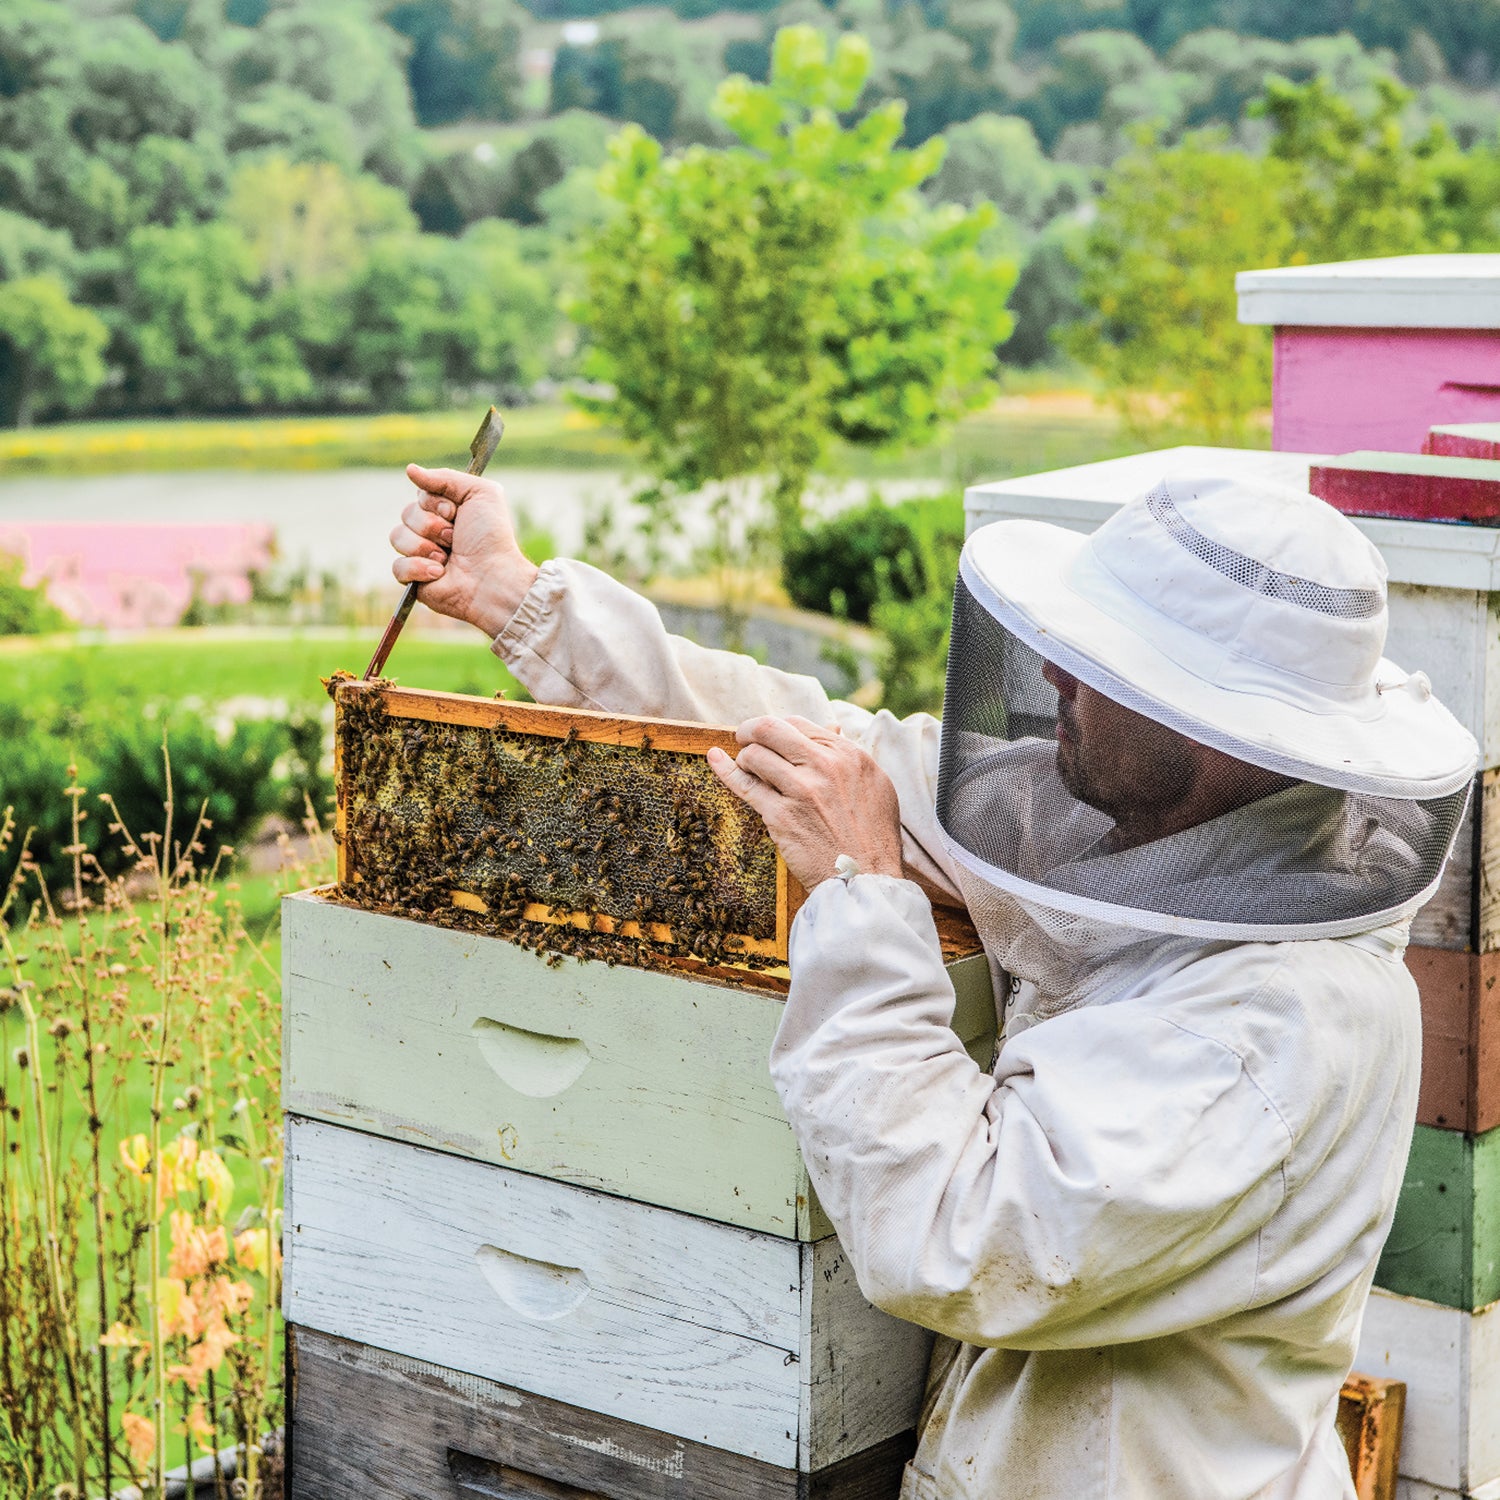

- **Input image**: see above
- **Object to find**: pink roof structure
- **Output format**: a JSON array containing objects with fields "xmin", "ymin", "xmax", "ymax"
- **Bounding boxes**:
[{"xmin": 0, "ymin": 522, "xmax": 277, "ymax": 630}]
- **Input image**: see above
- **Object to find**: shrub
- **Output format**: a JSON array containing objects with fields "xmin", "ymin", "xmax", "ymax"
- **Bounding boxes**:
[
  {"xmin": 781, "ymin": 493, "xmax": 964, "ymax": 624},
  {"xmin": 0, "ymin": 551, "xmax": 68, "ymax": 635}
]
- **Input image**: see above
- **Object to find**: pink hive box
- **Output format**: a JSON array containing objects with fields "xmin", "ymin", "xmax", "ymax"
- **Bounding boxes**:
[
  {"xmin": 0, "ymin": 522, "xmax": 276, "ymax": 630},
  {"xmin": 1308, "ymin": 451, "xmax": 1500, "ymax": 524},
  {"xmin": 1237, "ymin": 255, "xmax": 1500, "ymax": 458}
]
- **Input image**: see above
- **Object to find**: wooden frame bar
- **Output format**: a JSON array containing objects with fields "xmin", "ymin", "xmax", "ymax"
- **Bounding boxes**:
[
  {"xmin": 334, "ymin": 682, "xmax": 806, "ymax": 966},
  {"xmin": 1338, "ymin": 1372, "xmax": 1406, "ymax": 1500}
]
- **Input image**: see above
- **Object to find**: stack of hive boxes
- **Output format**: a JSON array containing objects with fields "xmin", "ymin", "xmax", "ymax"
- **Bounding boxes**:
[
  {"xmin": 969, "ymin": 439, "xmax": 1500, "ymax": 1500},
  {"xmin": 281, "ymin": 689, "xmax": 996, "ymax": 1499}
]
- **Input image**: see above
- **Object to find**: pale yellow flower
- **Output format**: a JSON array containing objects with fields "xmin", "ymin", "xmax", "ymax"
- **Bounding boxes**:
[{"xmin": 121, "ymin": 1412, "xmax": 155, "ymax": 1466}]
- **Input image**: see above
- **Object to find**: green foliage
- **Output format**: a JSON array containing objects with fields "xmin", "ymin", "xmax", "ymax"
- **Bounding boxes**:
[
  {"xmin": 386, "ymin": 0, "xmax": 525, "ymax": 127},
  {"xmin": 862, "ymin": 494, "xmax": 964, "ymax": 718},
  {"xmin": 781, "ymin": 492, "xmax": 964, "ymax": 623},
  {"xmin": 0, "ymin": 277, "xmax": 109, "ymax": 427},
  {"xmin": 550, "ymin": 21, "xmax": 728, "ymax": 145},
  {"xmin": 339, "ymin": 221, "xmax": 556, "ymax": 408},
  {"xmin": 1068, "ymin": 131, "xmax": 1289, "ymax": 437},
  {"xmin": 577, "ymin": 25, "xmax": 1014, "ymax": 536},
  {"xmin": 925, "ymin": 114, "xmax": 1088, "ymax": 233},
  {"xmin": 1003, "ymin": 215, "xmax": 1087, "ymax": 367},
  {"xmin": 1260, "ymin": 74, "xmax": 1499, "ymax": 258},
  {"xmin": 1069, "ymin": 71, "xmax": 1500, "ymax": 435},
  {"xmin": 91, "ymin": 710, "xmax": 308, "ymax": 868},
  {"xmin": 0, "ymin": 553, "xmax": 68, "ymax": 636},
  {"xmin": 114, "ymin": 223, "xmax": 310, "ymax": 413},
  {"xmin": 227, "ymin": 3, "xmax": 419, "ymax": 185}
]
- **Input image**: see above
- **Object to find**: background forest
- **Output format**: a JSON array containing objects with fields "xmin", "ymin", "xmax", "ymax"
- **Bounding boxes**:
[{"xmin": 5, "ymin": 0, "xmax": 1500, "ymax": 439}]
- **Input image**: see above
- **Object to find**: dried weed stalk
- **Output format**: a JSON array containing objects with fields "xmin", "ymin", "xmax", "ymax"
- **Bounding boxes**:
[{"xmin": 0, "ymin": 752, "xmax": 329, "ymax": 1498}]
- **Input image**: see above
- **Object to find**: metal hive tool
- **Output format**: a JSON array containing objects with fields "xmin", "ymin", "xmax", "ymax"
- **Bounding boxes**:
[{"xmin": 332, "ymin": 681, "xmax": 806, "ymax": 973}]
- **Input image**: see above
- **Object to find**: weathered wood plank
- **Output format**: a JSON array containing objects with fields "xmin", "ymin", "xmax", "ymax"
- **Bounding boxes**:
[
  {"xmin": 1406, "ymin": 949, "xmax": 1500, "ymax": 1134},
  {"xmin": 288, "ymin": 1325, "xmax": 916, "ymax": 1500},
  {"xmin": 1479, "ymin": 770, "xmax": 1500, "ymax": 953},
  {"xmin": 1356, "ymin": 1287, "xmax": 1500, "ymax": 1494},
  {"xmin": 799, "ymin": 1240, "xmax": 932, "ymax": 1472},
  {"xmin": 282, "ymin": 893, "xmax": 995, "ymax": 1240},
  {"xmin": 284, "ymin": 1119, "xmax": 932, "ymax": 1469}
]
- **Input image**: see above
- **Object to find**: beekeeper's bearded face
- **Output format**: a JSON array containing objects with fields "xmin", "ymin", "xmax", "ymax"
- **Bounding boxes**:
[{"xmin": 1042, "ymin": 661, "xmax": 1194, "ymax": 831}]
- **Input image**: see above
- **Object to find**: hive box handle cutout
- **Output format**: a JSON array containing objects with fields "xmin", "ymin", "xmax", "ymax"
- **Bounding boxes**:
[
  {"xmin": 447, "ymin": 1449, "xmax": 604, "ymax": 1499},
  {"xmin": 475, "ymin": 1244, "xmax": 591, "ymax": 1321},
  {"xmin": 471, "ymin": 1017, "xmax": 592, "ymax": 1098}
]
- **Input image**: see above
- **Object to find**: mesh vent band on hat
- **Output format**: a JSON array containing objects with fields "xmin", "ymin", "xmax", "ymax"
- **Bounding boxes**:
[{"xmin": 1145, "ymin": 485, "xmax": 1382, "ymax": 621}]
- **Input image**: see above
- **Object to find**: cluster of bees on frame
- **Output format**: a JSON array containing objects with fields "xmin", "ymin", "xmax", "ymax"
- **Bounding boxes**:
[{"xmin": 332, "ymin": 682, "xmax": 781, "ymax": 974}]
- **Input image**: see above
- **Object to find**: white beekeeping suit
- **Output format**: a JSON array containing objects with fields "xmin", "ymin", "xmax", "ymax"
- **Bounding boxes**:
[{"xmin": 489, "ymin": 477, "xmax": 1477, "ymax": 1500}]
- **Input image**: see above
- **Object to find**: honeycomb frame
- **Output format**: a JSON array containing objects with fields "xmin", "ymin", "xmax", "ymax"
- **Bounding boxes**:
[{"xmin": 333, "ymin": 681, "xmax": 807, "ymax": 969}]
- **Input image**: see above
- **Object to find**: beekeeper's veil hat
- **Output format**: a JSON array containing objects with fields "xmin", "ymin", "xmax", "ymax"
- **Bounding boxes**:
[{"xmin": 937, "ymin": 475, "xmax": 1478, "ymax": 941}]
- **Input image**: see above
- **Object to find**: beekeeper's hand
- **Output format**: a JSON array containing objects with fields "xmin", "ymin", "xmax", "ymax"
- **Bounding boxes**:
[
  {"xmin": 390, "ymin": 464, "xmax": 539, "ymax": 636},
  {"xmin": 709, "ymin": 715, "xmax": 904, "ymax": 889}
]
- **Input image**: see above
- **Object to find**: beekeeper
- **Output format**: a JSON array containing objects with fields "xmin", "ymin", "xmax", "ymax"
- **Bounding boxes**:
[{"xmin": 389, "ymin": 469, "xmax": 1476, "ymax": 1500}]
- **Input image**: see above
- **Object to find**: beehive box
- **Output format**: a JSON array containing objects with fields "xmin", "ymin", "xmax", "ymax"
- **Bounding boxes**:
[
  {"xmin": 284, "ymin": 1119, "xmax": 938, "ymax": 1478},
  {"xmin": 332, "ymin": 680, "xmax": 806, "ymax": 972},
  {"xmin": 283, "ymin": 891, "xmax": 994, "ymax": 1238}
]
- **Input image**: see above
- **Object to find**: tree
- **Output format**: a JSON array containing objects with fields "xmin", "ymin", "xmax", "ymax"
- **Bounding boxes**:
[
  {"xmin": 1067, "ymin": 131, "xmax": 1293, "ymax": 438},
  {"xmin": 925, "ymin": 113, "xmax": 1088, "ymax": 233},
  {"xmin": 385, "ymin": 0, "xmax": 526, "ymax": 127},
  {"xmin": 575, "ymin": 24, "xmax": 1015, "ymax": 537},
  {"xmin": 338, "ymin": 223, "xmax": 556, "ymax": 409},
  {"xmin": 0, "ymin": 2, "xmax": 229, "ymax": 250},
  {"xmin": 0, "ymin": 276, "xmax": 109, "ymax": 427},
  {"xmin": 227, "ymin": 3, "xmax": 420, "ymax": 185},
  {"xmin": 1068, "ymin": 69, "xmax": 1500, "ymax": 436},
  {"xmin": 114, "ymin": 222, "xmax": 310, "ymax": 411},
  {"xmin": 1259, "ymin": 73, "xmax": 1489, "ymax": 260}
]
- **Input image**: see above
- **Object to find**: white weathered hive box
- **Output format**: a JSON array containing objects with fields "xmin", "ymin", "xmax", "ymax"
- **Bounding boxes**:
[
  {"xmin": 284, "ymin": 1117, "xmax": 936, "ymax": 1473},
  {"xmin": 283, "ymin": 890, "xmax": 995, "ymax": 1239}
]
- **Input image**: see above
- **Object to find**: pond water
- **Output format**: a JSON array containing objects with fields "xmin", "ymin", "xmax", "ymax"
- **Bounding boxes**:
[{"xmin": 0, "ymin": 467, "xmax": 638, "ymax": 590}]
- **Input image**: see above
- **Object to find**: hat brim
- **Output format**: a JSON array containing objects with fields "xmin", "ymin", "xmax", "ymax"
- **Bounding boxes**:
[{"xmin": 961, "ymin": 520, "xmax": 1478, "ymax": 799}]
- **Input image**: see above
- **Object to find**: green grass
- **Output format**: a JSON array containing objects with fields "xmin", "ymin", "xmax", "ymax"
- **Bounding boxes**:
[{"xmin": 0, "ymin": 628, "xmax": 520, "ymax": 708}]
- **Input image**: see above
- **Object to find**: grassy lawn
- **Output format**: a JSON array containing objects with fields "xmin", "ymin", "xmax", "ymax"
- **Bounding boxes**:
[
  {"xmin": 0, "ymin": 405, "xmax": 627, "ymax": 477},
  {"xmin": 0, "ymin": 627, "xmax": 521, "ymax": 709}
]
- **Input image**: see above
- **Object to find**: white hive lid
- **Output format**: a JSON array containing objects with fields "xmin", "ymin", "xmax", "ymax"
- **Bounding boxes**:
[
  {"xmin": 965, "ymin": 445, "xmax": 1500, "ymax": 589},
  {"xmin": 1236, "ymin": 254, "xmax": 1500, "ymax": 329}
]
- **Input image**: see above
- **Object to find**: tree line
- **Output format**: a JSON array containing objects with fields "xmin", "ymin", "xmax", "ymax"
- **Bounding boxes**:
[{"xmin": 1, "ymin": 0, "xmax": 1498, "ymax": 431}]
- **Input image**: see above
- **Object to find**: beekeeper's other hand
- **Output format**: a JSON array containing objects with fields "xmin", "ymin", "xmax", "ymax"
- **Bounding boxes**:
[
  {"xmin": 390, "ymin": 464, "xmax": 539, "ymax": 636},
  {"xmin": 708, "ymin": 715, "xmax": 904, "ymax": 890}
]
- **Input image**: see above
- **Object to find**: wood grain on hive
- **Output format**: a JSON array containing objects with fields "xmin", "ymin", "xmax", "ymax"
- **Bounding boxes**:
[
  {"xmin": 333, "ymin": 681, "xmax": 806, "ymax": 968},
  {"xmin": 284, "ymin": 1119, "xmax": 935, "ymax": 1472}
]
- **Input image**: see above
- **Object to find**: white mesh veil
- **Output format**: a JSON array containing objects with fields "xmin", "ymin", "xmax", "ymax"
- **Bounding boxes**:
[{"xmin": 935, "ymin": 489, "xmax": 1473, "ymax": 950}]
